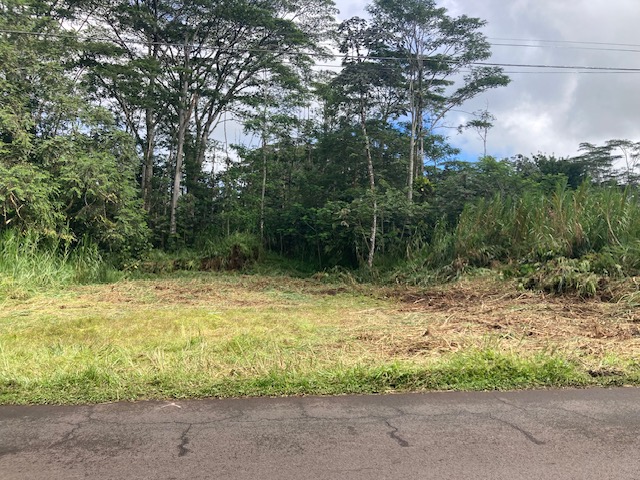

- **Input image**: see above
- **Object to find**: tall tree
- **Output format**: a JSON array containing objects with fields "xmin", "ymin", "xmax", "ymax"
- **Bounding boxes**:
[
  {"xmin": 240, "ymin": 69, "xmax": 307, "ymax": 245},
  {"xmin": 79, "ymin": 0, "xmax": 167, "ymax": 211},
  {"xmin": 367, "ymin": 0, "xmax": 510, "ymax": 201},
  {"xmin": 575, "ymin": 142, "xmax": 619, "ymax": 185},
  {"xmin": 458, "ymin": 106, "xmax": 495, "ymax": 158},
  {"xmin": 330, "ymin": 17, "xmax": 402, "ymax": 268},
  {"xmin": 81, "ymin": 0, "xmax": 337, "ymax": 237}
]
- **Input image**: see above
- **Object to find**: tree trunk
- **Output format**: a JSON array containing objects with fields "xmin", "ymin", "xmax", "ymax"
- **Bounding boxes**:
[
  {"xmin": 360, "ymin": 101, "xmax": 377, "ymax": 270},
  {"xmin": 260, "ymin": 135, "xmax": 267, "ymax": 246},
  {"xmin": 169, "ymin": 43, "xmax": 193, "ymax": 236},
  {"xmin": 141, "ymin": 38, "xmax": 159, "ymax": 212},
  {"xmin": 193, "ymin": 101, "xmax": 221, "ymax": 186},
  {"xmin": 169, "ymin": 106, "xmax": 190, "ymax": 236},
  {"xmin": 416, "ymin": 66, "xmax": 424, "ymax": 179},
  {"xmin": 142, "ymin": 105, "xmax": 156, "ymax": 211},
  {"xmin": 417, "ymin": 120, "xmax": 424, "ymax": 178},
  {"xmin": 407, "ymin": 72, "xmax": 418, "ymax": 203}
]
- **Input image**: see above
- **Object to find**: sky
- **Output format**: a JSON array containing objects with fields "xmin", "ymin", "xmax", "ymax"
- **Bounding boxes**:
[{"xmin": 333, "ymin": 0, "xmax": 640, "ymax": 161}]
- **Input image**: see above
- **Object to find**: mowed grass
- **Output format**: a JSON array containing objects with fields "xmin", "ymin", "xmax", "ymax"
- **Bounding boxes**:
[{"xmin": 1, "ymin": 273, "xmax": 639, "ymax": 404}]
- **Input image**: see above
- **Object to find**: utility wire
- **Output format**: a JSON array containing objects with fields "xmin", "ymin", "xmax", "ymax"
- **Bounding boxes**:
[
  {"xmin": 6, "ymin": 27, "xmax": 640, "ymax": 53},
  {"xmin": 311, "ymin": 63, "xmax": 640, "ymax": 74},
  {"xmin": 6, "ymin": 28, "xmax": 640, "ymax": 51},
  {"xmin": 4, "ymin": 28, "xmax": 640, "ymax": 73},
  {"xmin": 6, "ymin": 27, "xmax": 640, "ymax": 56},
  {"xmin": 487, "ymin": 37, "xmax": 640, "ymax": 48},
  {"xmin": 491, "ymin": 42, "xmax": 640, "ymax": 54},
  {"xmin": 5, "ymin": 27, "xmax": 640, "ymax": 49},
  {"xmin": 466, "ymin": 61, "xmax": 640, "ymax": 72}
]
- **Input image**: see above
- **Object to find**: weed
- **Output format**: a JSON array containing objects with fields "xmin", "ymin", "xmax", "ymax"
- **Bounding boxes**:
[
  {"xmin": 0, "ymin": 229, "xmax": 118, "ymax": 299},
  {"xmin": 1, "ymin": 274, "xmax": 638, "ymax": 404}
]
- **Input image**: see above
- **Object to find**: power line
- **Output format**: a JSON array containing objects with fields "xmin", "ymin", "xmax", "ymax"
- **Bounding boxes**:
[
  {"xmin": 487, "ymin": 37, "xmax": 640, "ymax": 48},
  {"xmin": 6, "ymin": 27, "xmax": 640, "ymax": 56},
  {"xmin": 6, "ymin": 27, "xmax": 640, "ymax": 49},
  {"xmin": 491, "ymin": 42, "xmax": 640, "ymax": 54},
  {"xmin": 4, "ymin": 27, "xmax": 640, "ymax": 73},
  {"xmin": 311, "ymin": 63, "xmax": 640, "ymax": 74},
  {"xmin": 499, "ymin": 70, "xmax": 640, "ymax": 74},
  {"xmin": 467, "ymin": 61, "xmax": 640, "ymax": 72}
]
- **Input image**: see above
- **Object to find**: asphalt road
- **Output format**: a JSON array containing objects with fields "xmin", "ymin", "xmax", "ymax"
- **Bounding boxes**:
[{"xmin": 1, "ymin": 388, "xmax": 640, "ymax": 479}]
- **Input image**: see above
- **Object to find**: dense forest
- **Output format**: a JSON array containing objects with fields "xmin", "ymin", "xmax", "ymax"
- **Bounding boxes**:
[{"xmin": 2, "ymin": 0, "xmax": 640, "ymax": 294}]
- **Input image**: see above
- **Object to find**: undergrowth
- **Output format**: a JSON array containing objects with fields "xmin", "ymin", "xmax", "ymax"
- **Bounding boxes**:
[
  {"xmin": 0, "ymin": 229, "xmax": 120, "ymax": 299},
  {"xmin": 389, "ymin": 182, "xmax": 640, "ymax": 295},
  {"xmin": 0, "ymin": 349, "xmax": 598, "ymax": 405},
  {"xmin": 137, "ymin": 232, "xmax": 261, "ymax": 274}
]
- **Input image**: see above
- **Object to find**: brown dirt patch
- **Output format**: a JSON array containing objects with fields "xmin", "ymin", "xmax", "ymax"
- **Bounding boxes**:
[
  {"xmin": 63, "ymin": 275, "xmax": 362, "ymax": 311},
  {"xmin": 8, "ymin": 274, "xmax": 637, "ymax": 369},
  {"xmin": 360, "ymin": 278, "xmax": 640, "ymax": 363}
]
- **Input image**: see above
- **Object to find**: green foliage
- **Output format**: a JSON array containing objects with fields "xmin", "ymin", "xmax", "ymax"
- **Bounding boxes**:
[
  {"xmin": 521, "ymin": 258, "xmax": 602, "ymax": 298},
  {"xmin": 140, "ymin": 233, "xmax": 261, "ymax": 274},
  {"xmin": 367, "ymin": 0, "xmax": 509, "ymax": 176},
  {"xmin": 200, "ymin": 232, "xmax": 261, "ymax": 267},
  {"xmin": 393, "ymin": 180, "xmax": 640, "ymax": 293},
  {"xmin": 52, "ymin": 131, "xmax": 150, "ymax": 260},
  {"xmin": 446, "ymin": 182, "xmax": 639, "ymax": 268},
  {"xmin": 0, "ymin": 229, "xmax": 121, "ymax": 299},
  {"xmin": 518, "ymin": 154, "xmax": 589, "ymax": 190},
  {"xmin": 3, "ymin": 1, "xmax": 640, "ymax": 288},
  {"xmin": 0, "ymin": 163, "xmax": 60, "ymax": 234},
  {"xmin": 0, "ymin": 1, "xmax": 149, "ymax": 262},
  {"xmin": 247, "ymin": 252, "xmax": 321, "ymax": 277},
  {"xmin": 428, "ymin": 156, "xmax": 527, "ymax": 224},
  {"xmin": 0, "ymin": 344, "xmax": 594, "ymax": 404}
]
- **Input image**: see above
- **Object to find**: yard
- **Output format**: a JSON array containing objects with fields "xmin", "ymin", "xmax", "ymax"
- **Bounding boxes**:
[{"xmin": 1, "ymin": 273, "xmax": 639, "ymax": 404}]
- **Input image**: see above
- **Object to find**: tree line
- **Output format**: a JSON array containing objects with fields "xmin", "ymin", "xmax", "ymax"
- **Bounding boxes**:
[{"xmin": 1, "ymin": 0, "xmax": 639, "ymax": 273}]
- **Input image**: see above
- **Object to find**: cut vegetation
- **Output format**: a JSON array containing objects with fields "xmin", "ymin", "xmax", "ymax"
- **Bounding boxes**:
[
  {"xmin": 3, "ymin": 0, "xmax": 640, "ymax": 406},
  {"xmin": 1, "ymin": 273, "xmax": 638, "ymax": 405}
]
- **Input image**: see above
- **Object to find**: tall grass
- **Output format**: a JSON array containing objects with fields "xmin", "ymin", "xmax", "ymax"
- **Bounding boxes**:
[
  {"xmin": 139, "ymin": 232, "xmax": 262, "ymax": 274},
  {"xmin": 453, "ymin": 183, "xmax": 640, "ymax": 269},
  {"xmin": 393, "ymin": 183, "xmax": 640, "ymax": 285},
  {"xmin": 0, "ymin": 229, "xmax": 118, "ymax": 298}
]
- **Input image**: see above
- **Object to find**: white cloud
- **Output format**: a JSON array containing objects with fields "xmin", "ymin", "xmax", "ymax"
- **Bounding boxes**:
[
  {"xmin": 334, "ymin": 0, "xmax": 640, "ymax": 159},
  {"xmin": 335, "ymin": 0, "xmax": 368, "ymax": 19},
  {"xmin": 450, "ymin": 0, "xmax": 640, "ymax": 158},
  {"xmin": 206, "ymin": 0, "xmax": 640, "ymax": 163}
]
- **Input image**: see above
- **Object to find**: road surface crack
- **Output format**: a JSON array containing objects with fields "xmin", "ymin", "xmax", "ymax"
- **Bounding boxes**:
[
  {"xmin": 48, "ymin": 414, "xmax": 92, "ymax": 448},
  {"xmin": 385, "ymin": 420, "xmax": 409, "ymax": 447},
  {"xmin": 492, "ymin": 394, "xmax": 529, "ymax": 413},
  {"xmin": 491, "ymin": 416, "xmax": 545, "ymax": 445},
  {"xmin": 178, "ymin": 424, "xmax": 192, "ymax": 457}
]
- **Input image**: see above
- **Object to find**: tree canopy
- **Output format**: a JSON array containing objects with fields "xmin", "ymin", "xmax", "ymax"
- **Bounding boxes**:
[{"xmin": 3, "ymin": 0, "xmax": 638, "ymax": 272}]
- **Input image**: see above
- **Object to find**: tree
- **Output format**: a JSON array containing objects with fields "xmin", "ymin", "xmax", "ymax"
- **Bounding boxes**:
[
  {"xmin": 0, "ymin": 0, "xmax": 148, "ymax": 257},
  {"xmin": 575, "ymin": 142, "xmax": 619, "ymax": 185},
  {"xmin": 81, "ymin": 0, "xmax": 337, "ymax": 239},
  {"xmin": 532, "ymin": 154, "xmax": 589, "ymax": 190},
  {"xmin": 458, "ymin": 106, "xmax": 495, "ymax": 158},
  {"xmin": 330, "ymin": 17, "xmax": 403, "ymax": 268},
  {"xmin": 240, "ymin": 71, "xmax": 307, "ymax": 245},
  {"xmin": 577, "ymin": 139, "xmax": 640, "ymax": 186},
  {"xmin": 79, "ymin": 0, "xmax": 167, "ymax": 212},
  {"xmin": 367, "ymin": 0, "xmax": 510, "ymax": 201}
]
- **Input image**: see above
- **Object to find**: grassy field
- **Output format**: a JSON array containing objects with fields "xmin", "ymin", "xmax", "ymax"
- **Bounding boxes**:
[{"xmin": 1, "ymin": 272, "xmax": 639, "ymax": 404}]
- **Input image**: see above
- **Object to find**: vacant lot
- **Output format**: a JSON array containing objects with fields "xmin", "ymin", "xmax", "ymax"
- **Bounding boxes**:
[{"xmin": 1, "ymin": 273, "xmax": 639, "ymax": 404}]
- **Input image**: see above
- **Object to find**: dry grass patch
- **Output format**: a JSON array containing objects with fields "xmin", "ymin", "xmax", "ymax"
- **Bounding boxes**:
[
  {"xmin": 0, "ymin": 273, "xmax": 639, "ymax": 404},
  {"xmin": 371, "ymin": 278, "xmax": 640, "ymax": 370}
]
